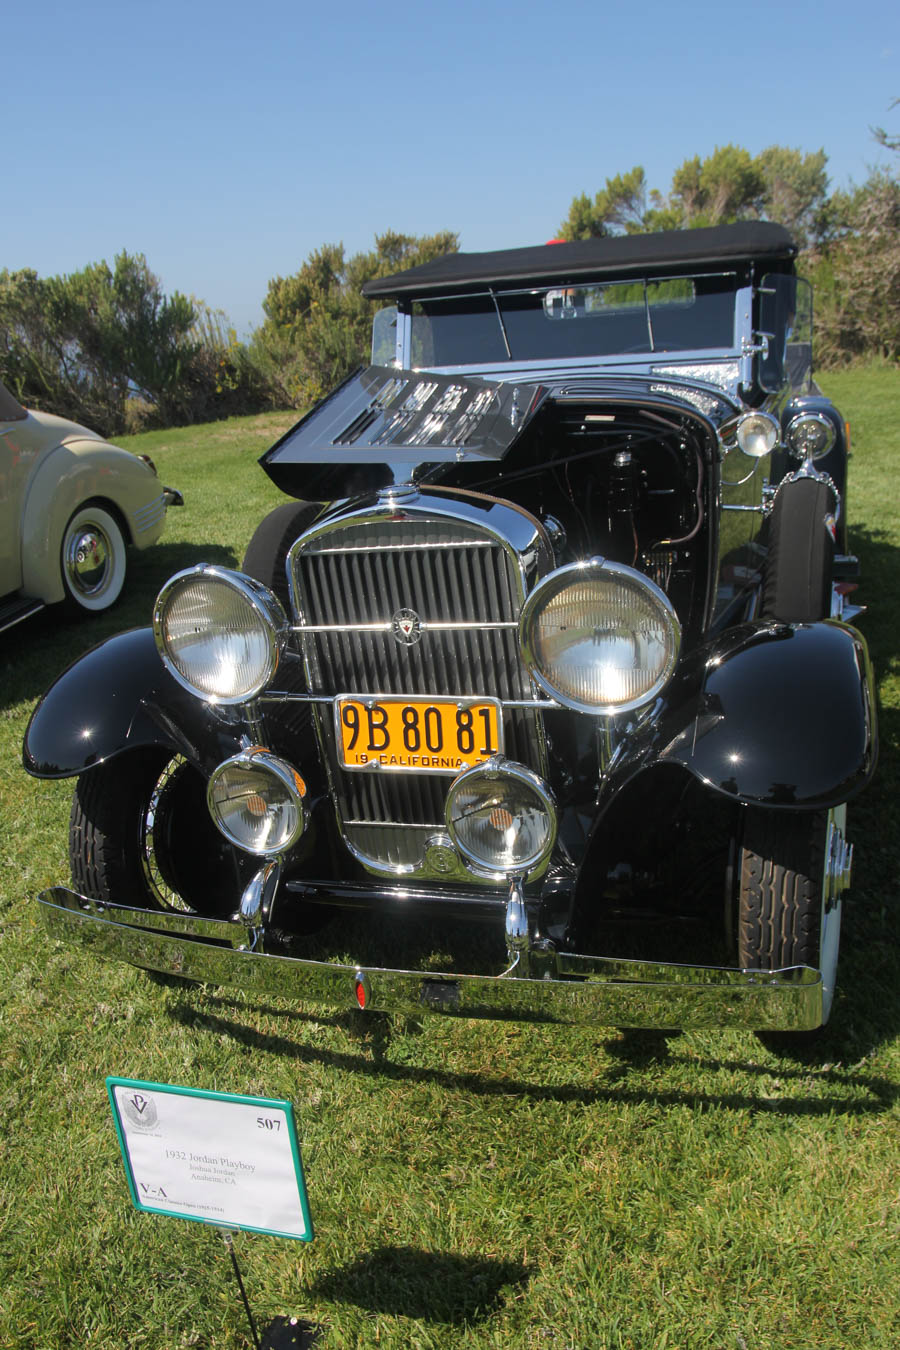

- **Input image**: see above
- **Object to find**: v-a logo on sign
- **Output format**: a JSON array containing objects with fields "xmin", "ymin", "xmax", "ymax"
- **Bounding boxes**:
[{"xmin": 140, "ymin": 1182, "xmax": 168, "ymax": 1199}]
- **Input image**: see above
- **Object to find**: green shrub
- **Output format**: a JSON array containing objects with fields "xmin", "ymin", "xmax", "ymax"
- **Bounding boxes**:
[
  {"xmin": 253, "ymin": 231, "xmax": 459, "ymax": 409},
  {"xmin": 0, "ymin": 256, "xmax": 281, "ymax": 435},
  {"xmin": 805, "ymin": 173, "xmax": 900, "ymax": 367}
]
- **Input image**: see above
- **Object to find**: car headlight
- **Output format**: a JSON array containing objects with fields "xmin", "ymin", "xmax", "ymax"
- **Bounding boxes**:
[
  {"xmin": 154, "ymin": 565, "xmax": 288, "ymax": 703},
  {"xmin": 785, "ymin": 411, "xmax": 836, "ymax": 461},
  {"xmin": 446, "ymin": 758, "xmax": 556, "ymax": 876},
  {"xmin": 735, "ymin": 411, "xmax": 779, "ymax": 457},
  {"xmin": 519, "ymin": 560, "xmax": 681, "ymax": 714},
  {"xmin": 718, "ymin": 411, "xmax": 780, "ymax": 458},
  {"xmin": 207, "ymin": 749, "xmax": 307, "ymax": 856}
]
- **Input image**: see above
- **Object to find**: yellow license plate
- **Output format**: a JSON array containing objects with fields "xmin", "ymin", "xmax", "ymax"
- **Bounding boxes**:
[{"xmin": 336, "ymin": 696, "xmax": 502, "ymax": 773}]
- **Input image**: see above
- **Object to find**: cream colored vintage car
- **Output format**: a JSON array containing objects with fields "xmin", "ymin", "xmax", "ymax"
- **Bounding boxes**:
[{"xmin": 0, "ymin": 381, "xmax": 181, "ymax": 631}]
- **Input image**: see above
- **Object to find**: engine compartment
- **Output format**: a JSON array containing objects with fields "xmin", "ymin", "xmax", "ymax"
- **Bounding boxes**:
[{"xmin": 438, "ymin": 395, "xmax": 715, "ymax": 641}]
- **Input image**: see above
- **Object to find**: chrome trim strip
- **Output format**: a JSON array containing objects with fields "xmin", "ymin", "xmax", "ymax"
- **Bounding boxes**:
[
  {"xmin": 303, "ymin": 540, "xmax": 496, "ymax": 553},
  {"xmin": 344, "ymin": 819, "xmax": 441, "ymax": 830},
  {"xmin": 291, "ymin": 621, "xmax": 519, "ymax": 633},
  {"xmin": 133, "ymin": 494, "xmax": 167, "ymax": 531},
  {"xmin": 37, "ymin": 888, "xmax": 823, "ymax": 1031},
  {"xmin": 256, "ymin": 691, "xmax": 560, "ymax": 710},
  {"xmin": 0, "ymin": 600, "xmax": 45, "ymax": 632},
  {"xmin": 419, "ymin": 349, "xmax": 743, "ymax": 386},
  {"xmin": 41, "ymin": 892, "xmax": 243, "ymax": 942}
]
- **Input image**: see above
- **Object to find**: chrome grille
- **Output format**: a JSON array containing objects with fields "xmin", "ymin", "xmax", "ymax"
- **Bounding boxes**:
[{"xmin": 290, "ymin": 506, "xmax": 546, "ymax": 875}]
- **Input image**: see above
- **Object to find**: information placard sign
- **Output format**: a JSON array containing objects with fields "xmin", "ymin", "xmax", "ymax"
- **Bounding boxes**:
[{"xmin": 107, "ymin": 1078, "xmax": 313, "ymax": 1241}]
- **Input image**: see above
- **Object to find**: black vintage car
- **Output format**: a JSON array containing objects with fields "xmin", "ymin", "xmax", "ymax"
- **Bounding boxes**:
[{"xmin": 24, "ymin": 223, "xmax": 876, "ymax": 1032}]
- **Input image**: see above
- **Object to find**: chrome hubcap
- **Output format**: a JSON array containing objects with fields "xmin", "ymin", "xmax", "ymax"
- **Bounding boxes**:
[{"xmin": 65, "ymin": 526, "xmax": 110, "ymax": 596}]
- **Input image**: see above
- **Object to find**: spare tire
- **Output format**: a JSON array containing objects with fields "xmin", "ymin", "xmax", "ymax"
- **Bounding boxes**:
[
  {"xmin": 242, "ymin": 501, "xmax": 322, "ymax": 610},
  {"xmin": 762, "ymin": 477, "xmax": 836, "ymax": 623}
]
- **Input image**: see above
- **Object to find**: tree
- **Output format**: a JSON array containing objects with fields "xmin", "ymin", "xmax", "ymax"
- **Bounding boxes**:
[
  {"xmin": 0, "ymin": 254, "xmax": 201, "ymax": 434},
  {"xmin": 872, "ymin": 98, "xmax": 899, "ymax": 154},
  {"xmin": 672, "ymin": 145, "xmax": 765, "ymax": 225},
  {"xmin": 754, "ymin": 146, "xmax": 829, "ymax": 247},
  {"xmin": 0, "ymin": 253, "xmax": 279, "ymax": 433},
  {"xmin": 253, "ymin": 230, "xmax": 459, "ymax": 407},
  {"xmin": 558, "ymin": 167, "xmax": 650, "ymax": 239},
  {"xmin": 559, "ymin": 145, "xmax": 830, "ymax": 245},
  {"xmin": 807, "ymin": 172, "xmax": 900, "ymax": 364},
  {"xmin": 54, "ymin": 253, "xmax": 201, "ymax": 427}
]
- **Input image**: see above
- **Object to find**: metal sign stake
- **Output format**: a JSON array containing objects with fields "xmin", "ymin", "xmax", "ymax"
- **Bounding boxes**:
[{"xmin": 221, "ymin": 1229, "xmax": 260, "ymax": 1350}]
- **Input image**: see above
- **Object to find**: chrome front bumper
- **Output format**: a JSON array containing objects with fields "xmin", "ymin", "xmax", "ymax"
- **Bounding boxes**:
[{"xmin": 37, "ymin": 888, "xmax": 824, "ymax": 1031}]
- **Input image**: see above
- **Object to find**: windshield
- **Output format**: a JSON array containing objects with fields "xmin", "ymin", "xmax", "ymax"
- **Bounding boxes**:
[
  {"xmin": 410, "ymin": 273, "xmax": 738, "ymax": 366},
  {"xmin": 758, "ymin": 274, "xmax": 813, "ymax": 392}
]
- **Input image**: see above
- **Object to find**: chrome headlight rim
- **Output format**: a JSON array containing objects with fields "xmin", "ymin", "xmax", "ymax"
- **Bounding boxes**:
[
  {"xmin": 518, "ymin": 558, "xmax": 682, "ymax": 716},
  {"xmin": 719, "ymin": 410, "xmax": 781, "ymax": 458},
  {"xmin": 445, "ymin": 756, "xmax": 557, "ymax": 877},
  {"xmin": 153, "ymin": 564, "xmax": 288, "ymax": 705},
  {"xmin": 785, "ymin": 411, "xmax": 836, "ymax": 461},
  {"xmin": 736, "ymin": 410, "xmax": 780, "ymax": 457},
  {"xmin": 207, "ymin": 748, "xmax": 307, "ymax": 857}
]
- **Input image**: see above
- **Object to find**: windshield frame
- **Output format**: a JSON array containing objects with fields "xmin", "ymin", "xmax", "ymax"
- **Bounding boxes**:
[{"xmin": 403, "ymin": 269, "xmax": 741, "ymax": 368}]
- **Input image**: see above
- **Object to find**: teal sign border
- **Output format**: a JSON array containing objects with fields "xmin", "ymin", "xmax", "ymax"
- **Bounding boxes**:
[{"xmin": 107, "ymin": 1077, "xmax": 313, "ymax": 1242}]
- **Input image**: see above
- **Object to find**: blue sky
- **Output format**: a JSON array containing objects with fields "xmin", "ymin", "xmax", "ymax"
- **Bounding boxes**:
[{"xmin": 5, "ymin": 0, "xmax": 897, "ymax": 335}]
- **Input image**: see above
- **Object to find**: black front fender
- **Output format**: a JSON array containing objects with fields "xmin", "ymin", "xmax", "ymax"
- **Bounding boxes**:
[
  {"xmin": 652, "ymin": 620, "xmax": 877, "ymax": 808},
  {"xmin": 22, "ymin": 628, "xmax": 246, "ymax": 779}
]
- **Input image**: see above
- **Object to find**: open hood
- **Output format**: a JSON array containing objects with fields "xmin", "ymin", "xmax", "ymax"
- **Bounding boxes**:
[{"xmin": 260, "ymin": 366, "xmax": 547, "ymax": 498}]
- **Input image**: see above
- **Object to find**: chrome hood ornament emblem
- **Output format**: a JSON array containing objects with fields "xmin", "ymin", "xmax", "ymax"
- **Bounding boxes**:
[{"xmin": 392, "ymin": 608, "xmax": 422, "ymax": 645}]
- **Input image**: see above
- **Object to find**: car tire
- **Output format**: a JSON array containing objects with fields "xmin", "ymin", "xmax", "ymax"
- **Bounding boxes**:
[
  {"xmin": 761, "ymin": 477, "xmax": 836, "ymax": 622},
  {"xmin": 61, "ymin": 503, "xmax": 128, "ymax": 614},
  {"xmin": 69, "ymin": 748, "xmax": 248, "ymax": 919},
  {"xmin": 736, "ymin": 805, "xmax": 848, "ymax": 1027},
  {"xmin": 242, "ymin": 500, "xmax": 322, "ymax": 609}
]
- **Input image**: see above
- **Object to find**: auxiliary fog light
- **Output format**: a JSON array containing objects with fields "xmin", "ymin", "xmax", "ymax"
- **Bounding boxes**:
[
  {"xmin": 207, "ymin": 749, "xmax": 307, "ymax": 857},
  {"xmin": 445, "ymin": 757, "xmax": 556, "ymax": 876},
  {"xmin": 154, "ymin": 564, "xmax": 288, "ymax": 704}
]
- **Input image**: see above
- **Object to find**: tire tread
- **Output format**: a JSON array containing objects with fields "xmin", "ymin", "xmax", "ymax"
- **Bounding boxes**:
[
  {"xmin": 737, "ymin": 809, "xmax": 825, "ymax": 970},
  {"xmin": 69, "ymin": 750, "xmax": 170, "ymax": 905}
]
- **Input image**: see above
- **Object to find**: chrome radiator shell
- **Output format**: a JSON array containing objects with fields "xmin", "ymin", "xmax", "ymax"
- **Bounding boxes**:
[{"xmin": 286, "ymin": 492, "xmax": 553, "ymax": 877}]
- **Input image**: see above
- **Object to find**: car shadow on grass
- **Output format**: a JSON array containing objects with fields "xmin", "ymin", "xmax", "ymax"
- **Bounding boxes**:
[
  {"xmin": 166, "ymin": 998, "xmax": 897, "ymax": 1119},
  {"xmin": 307, "ymin": 1246, "xmax": 531, "ymax": 1325}
]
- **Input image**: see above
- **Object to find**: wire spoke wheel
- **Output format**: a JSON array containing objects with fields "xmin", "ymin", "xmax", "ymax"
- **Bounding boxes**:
[{"xmin": 70, "ymin": 749, "xmax": 247, "ymax": 919}]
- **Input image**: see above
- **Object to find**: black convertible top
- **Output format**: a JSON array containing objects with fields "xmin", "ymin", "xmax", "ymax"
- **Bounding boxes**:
[{"xmin": 362, "ymin": 222, "xmax": 796, "ymax": 298}]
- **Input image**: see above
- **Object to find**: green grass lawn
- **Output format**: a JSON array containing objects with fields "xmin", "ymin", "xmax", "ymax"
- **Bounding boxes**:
[{"xmin": 0, "ymin": 375, "xmax": 897, "ymax": 1349}]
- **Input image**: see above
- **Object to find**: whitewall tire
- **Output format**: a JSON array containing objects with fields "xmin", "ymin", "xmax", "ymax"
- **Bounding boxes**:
[{"xmin": 61, "ymin": 504, "xmax": 127, "ymax": 613}]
